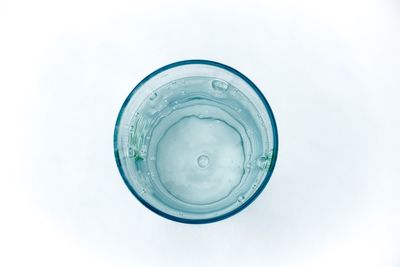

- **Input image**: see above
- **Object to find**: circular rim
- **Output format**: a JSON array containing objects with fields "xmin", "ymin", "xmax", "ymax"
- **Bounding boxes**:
[{"xmin": 114, "ymin": 59, "xmax": 278, "ymax": 224}]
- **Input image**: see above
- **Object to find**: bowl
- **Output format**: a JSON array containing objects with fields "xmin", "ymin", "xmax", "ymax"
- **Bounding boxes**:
[{"xmin": 114, "ymin": 60, "xmax": 278, "ymax": 223}]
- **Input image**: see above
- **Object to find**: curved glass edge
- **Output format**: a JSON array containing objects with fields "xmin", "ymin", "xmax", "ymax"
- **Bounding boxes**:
[{"xmin": 114, "ymin": 59, "xmax": 279, "ymax": 224}]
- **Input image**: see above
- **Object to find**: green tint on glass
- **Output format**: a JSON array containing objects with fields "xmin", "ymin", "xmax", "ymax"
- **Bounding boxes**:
[{"xmin": 114, "ymin": 60, "xmax": 278, "ymax": 223}]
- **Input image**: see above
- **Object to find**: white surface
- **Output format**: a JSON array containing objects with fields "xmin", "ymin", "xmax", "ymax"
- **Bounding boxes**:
[{"xmin": 0, "ymin": 0, "xmax": 399, "ymax": 266}]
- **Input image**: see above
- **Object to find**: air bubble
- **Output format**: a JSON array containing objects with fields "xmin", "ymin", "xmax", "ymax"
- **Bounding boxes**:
[
  {"xmin": 211, "ymin": 79, "xmax": 229, "ymax": 91},
  {"xmin": 197, "ymin": 154, "xmax": 209, "ymax": 168},
  {"xmin": 238, "ymin": 195, "xmax": 245, "ymax": 202},
  {"xmin": 149, "ymin": 92, "xmax": 158, "ymax": 101},
  {"xmin": 128, "ymin": 147, "xmax": 134, "ymax": 158},
  {"xmin": 246, "ymin": 162, "xmax": 252, "ymax": 169},
  {"xmin": 257, "ymin": 156, "xmax": 268, "ymax": 169}
]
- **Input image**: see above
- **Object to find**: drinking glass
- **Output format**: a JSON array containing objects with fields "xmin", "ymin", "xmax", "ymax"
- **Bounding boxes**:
[{"xmin": 114, "ymin": 60, "xmax": 278, "ymax": 223}]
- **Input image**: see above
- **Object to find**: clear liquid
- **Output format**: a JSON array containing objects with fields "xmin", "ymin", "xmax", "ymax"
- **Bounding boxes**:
[{"xmin": 126, "ymin": 76, "xmax": 271, "ymax": 217}]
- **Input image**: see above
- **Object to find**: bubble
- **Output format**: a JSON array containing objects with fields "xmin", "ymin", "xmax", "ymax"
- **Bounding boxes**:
[
  {"xmin": 246, "ymin": 162, "xmax": 252, "ymax": 169},
  {"xmin": 197, "ymin": 154, "xmax": 209, "ymax": 168},
  {"xmin": 149, "ymin": 92, "xmax": 158, "ymax": 101},
  {"xmin": 128, "ymin": 147, "xmax": 134, "ymax": 157},
  {"xmin": 141, "ymin": 188, "xmax": 147, "ymax": 194},
  {"xmin": 238, "ymin": 195, "xmax": 245, "ymax": 202},
  {"xmin": 211, "ymin": 79, "xmax": 229, "ymax": 91},
  {"xmin": 139, "ymin": 146, "xmax": 147, "ymax": 157},
  {"xmin": 257, "ymin": 156, "xmax": 268, "ymax": 169}
]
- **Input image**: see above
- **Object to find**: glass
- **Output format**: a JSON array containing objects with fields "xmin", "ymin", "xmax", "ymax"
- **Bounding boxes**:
[{"xmin": 114, "ymin": 60, "xmax": 278, "ymax": 223}]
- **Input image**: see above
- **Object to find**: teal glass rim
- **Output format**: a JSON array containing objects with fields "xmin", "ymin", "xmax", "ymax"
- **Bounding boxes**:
[{"xmin": 114, "ymin": 59, "xmax": 278, "ymax": 224}]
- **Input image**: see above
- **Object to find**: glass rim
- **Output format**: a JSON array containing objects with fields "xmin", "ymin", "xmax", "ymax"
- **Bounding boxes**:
[{"xmin": 114, "ymin": 59, "xmax": 279, "ymax": 224}]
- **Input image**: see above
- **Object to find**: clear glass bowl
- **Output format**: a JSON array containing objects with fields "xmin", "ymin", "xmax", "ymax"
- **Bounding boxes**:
[{"xmin": 114, "ymin": 60, "xmax": 278, "ymax": 223}]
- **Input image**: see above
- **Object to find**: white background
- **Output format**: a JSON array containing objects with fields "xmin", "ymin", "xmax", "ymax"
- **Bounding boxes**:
[{"xmin": 1, "ymin": 0, "xmax": 399, "ymax": 266}]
